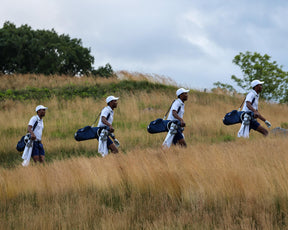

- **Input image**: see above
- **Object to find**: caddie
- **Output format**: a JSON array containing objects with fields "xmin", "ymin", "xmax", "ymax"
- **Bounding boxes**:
[
  {"xmin": 28, "ymin": 105, "xmax": 48, "ymax": 163},
  {"xmin": 241, "ymin": 80, "xmax": 271, "ymax": 136},
  {"xmin": 167, "ymin": 88, "xmax": 189, "ymax": 147},
  {"xmin": 97, "ymin": 96, "xmax": 119, "ymax": 154}
]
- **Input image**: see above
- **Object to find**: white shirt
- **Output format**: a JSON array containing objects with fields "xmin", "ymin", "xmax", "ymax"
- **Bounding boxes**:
[
  {"xmin": 28, "ymin": 115, "xmax": 44, "ymax": 141},
  {"xmin": 167, "ymin": 98, "xmax": 185, "ymax": 120},
  {"xmin": 242, "ymin": 90, "xmax": 259, "ymax": 112},
  {"xmin": 97, "ymin": 106, "xmax": 114, "ymax": 127}
]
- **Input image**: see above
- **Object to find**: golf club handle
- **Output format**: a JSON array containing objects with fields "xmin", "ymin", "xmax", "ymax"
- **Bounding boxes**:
[
  {"xmin": 114, "ymin": 138, "xmax": 120, "ymax": 147},
  {"xmin": 109, "ymin": 132, "xmax": 116, "ymax": 139},
  {"xmin": 108, "ymin": 133, "xmax": 120, "ymax": 147}
]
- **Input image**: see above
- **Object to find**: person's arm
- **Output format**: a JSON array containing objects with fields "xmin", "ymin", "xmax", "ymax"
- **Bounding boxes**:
[
  {"xmin": 246, "ymin": 101, "xmax": 266, "ymax": 122},
  {"xmin": 101, "ymin": 116, "xmax": 114, "ymax": 132},
  {"xmin": 27, "ymin": 125, "xmax": 36, "ymax": 140},
  {"xmin": 172, "ymin": 110, "xmax": 185, "ymax": 127}
]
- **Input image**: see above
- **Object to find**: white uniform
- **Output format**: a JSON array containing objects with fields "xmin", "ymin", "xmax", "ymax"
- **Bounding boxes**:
[
  {"xmin": 167, "ymin": 98, "xmax": 185, "ymax": 120},
  {"xmin": 97, "ymin": 106, "xmax": 114, "ymax": 127},
  {"xmin": 28, "ymin": 115, "xmax": 44, "ymax": 141},
  {"xmin": 242, "ymin": 90, "xmax": 259, "ymax": 112}
]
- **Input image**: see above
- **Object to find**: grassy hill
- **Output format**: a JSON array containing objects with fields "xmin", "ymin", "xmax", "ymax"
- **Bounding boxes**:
[{"xmin": 1, "ymin": 72, "xmax": 288, "ymax": 229}]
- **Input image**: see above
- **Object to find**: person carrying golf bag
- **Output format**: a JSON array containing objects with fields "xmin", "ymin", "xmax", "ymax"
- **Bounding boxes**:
[
  {"xmin": 163, "ymin": 88, "xmax": 189, "ymax": 147},
  {"xmin": 238, "ymin": 80, "xmax": 271, "ymax": 137},
  {"xmin": 27, "ymin": 105, "xmax": 48, "ymax": 164},
  {"xmin": 97, "ymin": 96, "xmax": 120, "ymax": 156}
]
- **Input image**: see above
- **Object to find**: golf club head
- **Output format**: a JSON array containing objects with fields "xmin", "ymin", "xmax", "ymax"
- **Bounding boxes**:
[{"xmin": 114, "ymin": 139, "xmax": 120, "ymax": 147}]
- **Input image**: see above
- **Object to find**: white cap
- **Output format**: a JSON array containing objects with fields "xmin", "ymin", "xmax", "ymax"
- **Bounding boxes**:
[
  {"xmin": 35, "ymin": 105, "xmax": 48, "ymax": 112},
  {"xmin": 176, "ymin": 88, "xmax": 189, "ymax": 97},
  {"xmin": 106, "ymin": 96, "xmax": 119, "ymax": 104},
  {"xmin": 251, "ymin": 80, "xmax": 264, "ymax": 88}
]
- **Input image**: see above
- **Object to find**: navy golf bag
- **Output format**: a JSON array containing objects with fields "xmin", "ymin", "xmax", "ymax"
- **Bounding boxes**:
[
  {"xmin": 223, "ymin": 110, "xmax": 254, "ymax": 125},
  {"xmin": 223, "ymin": 95, "xmax": 256, "ymax": 126},
  {"xmin": 147, "ymin": 119, "xmax": 181, "ymax": 134},
  {"xmin": 74, "ymin": 126, "xmax": 100, "ymax": 141},
  {"xmin": 147, "ymin": 99, "xmax": 182, "ymax": 134},
  {"xmin": 223, "ymin": 110, "xmax": 244, "ymax": 125}
]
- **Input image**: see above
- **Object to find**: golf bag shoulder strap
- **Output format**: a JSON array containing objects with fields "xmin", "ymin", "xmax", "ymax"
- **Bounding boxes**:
[
  {"xmin": 238, "ymin": 95, "xmax": 256, "ymax": 110},
  {"xmin": 163, "ymin": 99, "xmax": 182, "ymax": 119},
  {"xmin": 92, "ymin": 112, "xmax": 101, "ymax": 127},
  {"xmin": 163, "ymin": 99, "xmax": 176, "ymax": 119},
  {"xmin": 32, "ymin": 120, "xmax": 38, "ymax": 131},
  {"xmin": 238, "ymin": 97, "xmax": 246, "ymax": 110},
  {"xmin": 92, "ymin": 110, "xmax": 112, "ymax": 127}
]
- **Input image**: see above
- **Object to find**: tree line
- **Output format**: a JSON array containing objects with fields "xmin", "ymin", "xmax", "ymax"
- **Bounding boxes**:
[
  {"xmin": 0, "ymin": 21, "xmax": 113, "ymax": 77},
  {"xmin": 214, "ymin": 52, "xmax": 288, "ymax": 103},
  {"xmin": 1, "ymin": 22, "xmax": 287, "ymax": 102}
]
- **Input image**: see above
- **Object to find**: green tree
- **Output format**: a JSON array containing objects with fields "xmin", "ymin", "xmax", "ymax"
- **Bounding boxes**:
[
  {"xmin": 0, "ymin": 21, "xmax": 95, "ymax": 76},
  {"xmin": 231, "ymin": 51, "xmax": 288, "ymax": 102},
  {"xmin": 91, "ymin": 63, "xmax": 114, "ymax": 78},
  {"xmin": 213, "ymin": 81, "xmax": 236, "ymax": 95}
]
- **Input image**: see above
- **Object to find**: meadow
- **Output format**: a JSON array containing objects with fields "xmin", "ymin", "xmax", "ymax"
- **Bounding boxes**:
[{"xmin": 1, "ymin": 73, "xmax": 288, "ymax": 229}]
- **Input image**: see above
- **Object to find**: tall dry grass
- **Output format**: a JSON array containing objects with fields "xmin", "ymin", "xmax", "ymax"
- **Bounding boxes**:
[
  {"xmin": 0, "ymin": 71, "xmax": 176, "ymax": 91},
  {"xmin": 0, "ymin": 74, "xmax": 115, "ymax": 90},
  {"xmin": 1, "ymin": 138, "xmax": 288, "ymax": 229},
  {"xmin": 0, "ymin": 92, "xmax": 287, "ymax": 172},
  {"xmin": 1, "ymin": 89, "xmax": 287, "ymax": 155},
  {"xmin": 1, "ymin": 74, "xmax": 288, "ymax": 229}
]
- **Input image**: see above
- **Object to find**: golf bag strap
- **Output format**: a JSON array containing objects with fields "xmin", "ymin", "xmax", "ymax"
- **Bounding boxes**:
[
  {"xmin": 238, "ymin": 97, "xmax": 246, "ymax": 111},
  {"xmin": 239, "ymin": 96, "xmax": 256, "ymax": 111},
  {"xmin": 32, "ymin": 120, "xmax": 38, "ymax": 131},
  {"xmin": 91, "ymin": 112, "xmax": 101, "ymax": 127},
  {"xmin": 163, "ymin": 99, "xmax": 176, "ymax": 119},
  {"xmin": 91, "ymin": 111, "xmax": 111, "ymax": 127},
  {"xmin": 163, "ymin": 100, "xmax": 182, "ymax": 119}
]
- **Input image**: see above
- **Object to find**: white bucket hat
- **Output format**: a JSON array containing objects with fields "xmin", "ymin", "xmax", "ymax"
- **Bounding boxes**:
[
  {"xmin": 176, "ymin": 88, "xmax": 189, "ymax": 97},
  {"xmin": 106, "ymin": 96, "xmax": 119, "ymax": 104},
  {"xmin": 35, "ymin": 105, "xmax": 48, "ymax": 112},
  {"xmin": 251, "ymin": 80, "xmax": 264, "ymax": 88}
]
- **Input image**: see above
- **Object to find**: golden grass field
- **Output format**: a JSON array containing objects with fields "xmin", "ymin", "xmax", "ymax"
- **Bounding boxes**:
[{"xmin": 1, "ymin": 73, "xmax": 288, "ymax": 229}]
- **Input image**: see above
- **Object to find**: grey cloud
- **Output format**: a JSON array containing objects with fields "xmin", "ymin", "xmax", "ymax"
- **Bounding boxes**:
[{"xmin": 1, "ymin": 0, "xmax": 288, "ymax": 88}]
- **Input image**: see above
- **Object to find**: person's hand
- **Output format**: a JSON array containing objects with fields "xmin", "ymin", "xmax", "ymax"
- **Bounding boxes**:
[
  {"xmin": 265, "ymin": 120, "xmax": 271, "ymax": 128},
  {"xmin": 109, "ymin": 125, "xmax": 114, "ymax": 133},
  {"xmin": 180, "ymin": 119, "xmax": 186, "ymax": 127},
  {"xmin": 253, "ymin": 111, "xmax": 260, "ymax": 118},
  {"xmin": 31, "ymin": 132, "xmax": 36, "ymax": 140}
]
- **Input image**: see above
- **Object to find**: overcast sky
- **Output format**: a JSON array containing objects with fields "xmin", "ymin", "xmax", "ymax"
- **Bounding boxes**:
[{"xmin": 1, "ymin": 0, "xmax": 288, "ymax": 90}]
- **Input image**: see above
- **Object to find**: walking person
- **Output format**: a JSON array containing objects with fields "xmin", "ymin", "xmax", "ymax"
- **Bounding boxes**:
[
  {"xmin": 28, "ymin": 105, "xmax": 48, "ymax": 163},
  {"xmin": 166, "ymin": 88, "xmax": 189, "ymax": 147},
  {"xmin": 97, "ymin": 96, "xmax": 119, "ymax": 155},
  {"xmin": 240, "ymin": 80, "xmax": 271, "ymax": 136}
]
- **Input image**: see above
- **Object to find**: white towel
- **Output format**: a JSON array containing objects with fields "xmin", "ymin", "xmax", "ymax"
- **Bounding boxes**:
[
  {"xmin": 237, "ymin": 113, "xmax": 251, "ymax": 138},
  {"xmin": 237, "ymin": 122, "xmax": 250, "ymax": 138},
  {"xmin": 22, "ymin": 140, "xmax": 33, "ymax": 166},
  {"xmin": 163, "ymin": 132, "xmax": 175, "ymax": 148},
  {"xmin": 162, "ymin": 123, "xmax": 178, "ymax": 148},
  {"xmin": 98, "ymin": 129, "xmax": 109, "ymax": 157}
]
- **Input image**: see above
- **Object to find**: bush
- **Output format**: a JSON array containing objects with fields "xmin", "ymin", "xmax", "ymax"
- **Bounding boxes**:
[
  {"xmin": 0, "ymin": 21, "xmax": 94, "ymax": 75},
  {"xmin": 281, "ymin": 122, "xmax": 288, "ymax": 129},
  {"xmin": 91, "ymin": 63, "xmax": 114, "ymax": 78}
]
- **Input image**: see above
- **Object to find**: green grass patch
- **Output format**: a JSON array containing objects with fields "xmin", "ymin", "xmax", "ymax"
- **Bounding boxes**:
[
  {"xmin": 0, "ymin": 80, "xmax": 175, "ymax": 101},
  {"xmin": 281, "ymin": 122, "xmax": 288, "ymax": 129}
]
